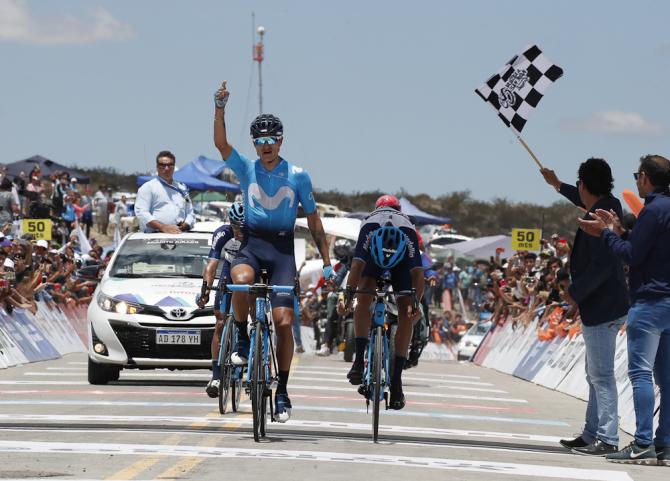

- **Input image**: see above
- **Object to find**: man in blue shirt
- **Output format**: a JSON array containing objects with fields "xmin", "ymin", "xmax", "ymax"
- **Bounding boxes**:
[
  {"xmin": 135, "ymin": 151, "xmax": 195, "ymax": 234},
  {"xmin": 579, "ymin": 154, "xmax": 670, "ymax": 466},
  {"xmin": 213, "ymin": 81, "xmax": 333, "ymax": 422}
]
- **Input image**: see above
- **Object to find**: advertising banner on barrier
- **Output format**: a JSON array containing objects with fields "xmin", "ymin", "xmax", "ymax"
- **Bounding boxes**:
[
  {"xmin": 535, "ymin": 334, "xmax": 586, "ymax": 390},
  {"xmin": 472, "ymin": 314, "xmax": 662, "ymax": 436},
  {"xmin": 0, "ymin": 304, "xmax": 87, "ymax": 370}
]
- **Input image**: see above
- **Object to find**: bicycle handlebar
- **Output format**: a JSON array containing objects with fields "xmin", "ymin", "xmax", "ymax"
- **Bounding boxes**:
[
  {"xmin": 222, "ymin": 283, "xmax": 298, "ymax": 296},
  {"xmin": 343, "ymin": 286, "xmax": 418, "ymax": 313}
]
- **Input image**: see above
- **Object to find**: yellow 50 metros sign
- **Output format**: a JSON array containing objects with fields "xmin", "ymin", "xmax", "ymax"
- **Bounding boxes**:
[
  {"xmin": 511, "ymin": 228, "xmax": 541, "ymax": 252},
  {"xmin": 21, "ymin": 219, "xmax": 52, "ymax": 241}
]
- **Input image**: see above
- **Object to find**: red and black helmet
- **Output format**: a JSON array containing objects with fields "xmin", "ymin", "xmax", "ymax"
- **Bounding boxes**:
[{"xmin": 375, "ymin": 194, "xmax": 400, "ymax": 210}]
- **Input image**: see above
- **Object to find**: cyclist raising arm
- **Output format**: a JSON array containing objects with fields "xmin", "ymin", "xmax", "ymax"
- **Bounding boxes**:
[
  {"xmin": 213, "ymin": 81, "xmax": 333, "ymax": 422},
  {"xmin": 345, "ymin": 195, "xmax": 424, "ymax": 410}
]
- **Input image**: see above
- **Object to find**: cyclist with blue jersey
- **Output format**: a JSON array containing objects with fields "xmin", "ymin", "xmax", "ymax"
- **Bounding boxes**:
[
  {"xmin": 197, "ymin": 202, "xmax": 244, "ymax": 398},
  {"xmin": 345, "ymin": 195, "xmax": 424, "ymax": 410},
  {"xmin": 213, "ymin": 81, "xmax": 334, "ymax": 422}
]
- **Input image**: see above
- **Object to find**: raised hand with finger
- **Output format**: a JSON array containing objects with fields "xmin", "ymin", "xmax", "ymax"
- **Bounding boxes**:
[{"xmin": 214, "ymin": 81, "xmax": 230, "ymax": 109}]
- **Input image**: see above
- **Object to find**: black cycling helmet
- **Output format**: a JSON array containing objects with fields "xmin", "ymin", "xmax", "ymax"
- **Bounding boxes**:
[
  {"xmin": 250, "ymin": 114, "xmax": 283, "ymax": 138},
  {"xmin": 333, "ymin": 238, "xmax": 355, "ymax": 261}
]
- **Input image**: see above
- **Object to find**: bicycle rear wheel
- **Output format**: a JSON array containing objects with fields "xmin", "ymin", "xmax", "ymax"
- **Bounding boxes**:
[
  {"xmin": 371, "ymin": 326, "xmax": 383, "ymax": 442},
  {"xmin": 251, "ymin": 325, "xmax": 264, "ymax": 442},
  {"xmin": 218, "ymin": 318, "xmax": 234, "ymax": 414}
]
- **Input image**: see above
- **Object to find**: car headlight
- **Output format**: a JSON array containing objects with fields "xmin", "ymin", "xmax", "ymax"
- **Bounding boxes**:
[{"xmin": 97, "ymin": 292, "xmax": 143, "ymax": 315}]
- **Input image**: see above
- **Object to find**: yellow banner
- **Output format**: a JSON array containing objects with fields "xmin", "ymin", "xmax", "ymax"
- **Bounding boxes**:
[
  {"xmin": 21, "ymin": 219, "xmax": 52, "ymax": 241},
  {"xmin": 511, "ymin": 228, "xmax": 541, "ymax": 252}
]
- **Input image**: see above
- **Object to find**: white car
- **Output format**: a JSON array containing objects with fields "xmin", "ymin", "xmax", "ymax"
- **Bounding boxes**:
[
  {"xmin": 456, "ymin": 322, "xmax": 492, "ymax": 361},
  {"xmin": 87, "ymin": 229, "xmax": 219, "ymax": 384}
]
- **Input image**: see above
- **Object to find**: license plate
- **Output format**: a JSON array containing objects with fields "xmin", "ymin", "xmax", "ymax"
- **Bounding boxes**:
[{"xmin": 156, "ymin": 329, "xmax": 201, "ymax": 345}]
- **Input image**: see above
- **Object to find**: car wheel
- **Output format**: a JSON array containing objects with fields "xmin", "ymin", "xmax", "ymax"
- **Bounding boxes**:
[{"xmin": 88, "ymin": 357, "xmax": 117, "ymax": 385}]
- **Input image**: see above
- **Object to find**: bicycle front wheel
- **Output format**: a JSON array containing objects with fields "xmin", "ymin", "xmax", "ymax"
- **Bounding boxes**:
[
  {"xmin": 218, "ymin": 317, "xmax": 234, "ymax": 414},
  {"xmin": 251, "ymin": 325, "xmax": 264, "ymax": 442},
  {"xmin": 231, "ymin": 367, "xmax": 243, "ymax": 412},
  {"xmin": 372, "ymin": 326, "xmax": 383, "ymax": 442}
]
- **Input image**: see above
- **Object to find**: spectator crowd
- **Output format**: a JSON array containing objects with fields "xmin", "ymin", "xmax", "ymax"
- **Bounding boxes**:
[
  {"xmin": 424, "ymin": 237, "xmax": 578, "ymax": 347},
  {"xmin": 0, "ymin": 165, "xmax": 120, "ymax": 314}
]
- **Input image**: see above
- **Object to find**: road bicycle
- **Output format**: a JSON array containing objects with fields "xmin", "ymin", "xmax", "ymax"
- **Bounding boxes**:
[
  {"xmin": 346, "ymin": 280, "xmax": 417, "ymax": 442},
  {"xmin": 223, "ymin": 271, "xmax": 299, "ymax": 441}
]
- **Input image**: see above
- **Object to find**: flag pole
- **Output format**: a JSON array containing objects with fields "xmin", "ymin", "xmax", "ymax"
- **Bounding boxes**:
[{"xmin": 515, "ymin": 134, "xmax": 544, "ymax": 169}]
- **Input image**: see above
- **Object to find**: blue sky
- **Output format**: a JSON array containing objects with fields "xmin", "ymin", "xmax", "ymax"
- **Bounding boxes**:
[{"xmin": 1, "ymin": 0, "xmax": 669, "ymax": 205}]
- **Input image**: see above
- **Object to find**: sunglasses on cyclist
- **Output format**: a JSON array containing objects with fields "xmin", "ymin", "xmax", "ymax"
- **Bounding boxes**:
[{"xmin": 253, "ymin": 136, "xmax": 280, "ymax": 146}]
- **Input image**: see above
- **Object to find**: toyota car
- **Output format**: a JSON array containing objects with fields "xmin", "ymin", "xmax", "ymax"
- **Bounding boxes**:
[{"xmin": 87, "ymin": 229, "xmax": 218, "ymax": 384}]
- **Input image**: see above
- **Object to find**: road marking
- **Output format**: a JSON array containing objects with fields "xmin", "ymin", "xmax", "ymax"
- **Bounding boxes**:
[
  {"xmin": 292, "ymin": 370, "xmax": 494, "ymax": 386},
  {"xmin": 21, "ymin": 372, "xmax": 508, "ymax": 394},
  {"xmin": 0, "ymin": 380, "xmax": 89, "ymax": 385},
  {"xmin": 46, "ymin": 367, "xmax": 86, "ymax": 371},
  {"xmin": 0, "ymin": 440, "xmax": 633, "ymax": 481},
  {"xmin": 105, "ymin": 434, "xmax": 179, "ymax": 480},
  {"xmin": 290, "ymin": 376, "xmax": 508, "ymax": 393},
  {"xmin": 295, "ymin": 365, "xmax": 482, "ymax": 379},
  {"xmin": 290, "ymin": 385, "xmax": 527, "ymax": 403},
  {"xmin": 288, "ymin": 394, "xmax": 536, "ymax": 413},
  {"xmin": 154, "ymin": 430, "xmax": 218, "ymax": 480},
  {"xmin": 0, "ymin": 421, "xmax": 567, "ymax": 444},
  {"xmin": 0, "ymin": 386, "xmax": 529, "ymax": 403},
  {"xmin": 0, "ymin": 386, "xmax": 537, "ymax": 414},
  {"xmin": 0, "ymin": 405, "xmax": 567, "ymax": 426}
]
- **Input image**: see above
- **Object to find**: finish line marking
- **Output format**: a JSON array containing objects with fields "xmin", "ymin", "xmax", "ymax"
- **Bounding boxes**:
[
  {"xmin": 0, "ymin": 414, "xmax": 566, "ymax": 444},
  {"xmin": 0, "ymin": 440, "xmax": 633, "ymax": 481}
]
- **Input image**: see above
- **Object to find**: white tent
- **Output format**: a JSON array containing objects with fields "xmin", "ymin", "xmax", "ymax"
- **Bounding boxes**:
[
  {"xmin": 294, "ymin": 217, "xmax": 361, "ymax": 240},
  {"xmin": 447, "ymin": 235, "xmax": 512, "ymax": 259}
]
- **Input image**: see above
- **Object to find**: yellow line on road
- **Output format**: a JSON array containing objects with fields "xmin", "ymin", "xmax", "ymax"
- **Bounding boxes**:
[{"xmin": 105, "ymin": 434, "xmax": 179, "ymax": 480}]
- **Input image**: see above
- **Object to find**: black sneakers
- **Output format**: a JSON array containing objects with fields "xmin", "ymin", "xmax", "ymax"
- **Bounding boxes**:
[
  {"xmin": 389, "ymin": 385, "xmax": 406, "ymax": 410},
  {"xmin": 606, "ymin": 441, "xmax": 658, "ymax": 465},
  {"xmin": 205, "ymin": 379, "xmax": 220, "ymax": 398},
  {"xmin": 572, "ymin": 439, "xmax": 618, "ymax": 457},
  {"xmin": 657, "ymin": 446, "xmax": 670, "ymax": 467},
  {"xmin": 559, "ymin": 436, "xmax": 589, "ymax": 449},
  {"xmin": 347, "ymin": 362, "xmax": 364, "ymax": 385}
]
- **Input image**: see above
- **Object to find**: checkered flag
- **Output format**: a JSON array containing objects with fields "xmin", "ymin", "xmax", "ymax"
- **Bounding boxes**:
[{"xmin": 476, "ymin": 45, "xmax": 563, "ymax": 134}]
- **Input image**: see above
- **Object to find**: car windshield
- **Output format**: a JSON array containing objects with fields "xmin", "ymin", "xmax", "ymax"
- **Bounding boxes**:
[{"xmin": 110, "ymin": 238, "xmax": 211, "ymax": 278}]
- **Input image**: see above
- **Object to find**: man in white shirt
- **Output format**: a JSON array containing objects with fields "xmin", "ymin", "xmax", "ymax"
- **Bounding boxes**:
[{"xmin": 135, "ymin": 151, "xmax": 194, "ymax": 234}]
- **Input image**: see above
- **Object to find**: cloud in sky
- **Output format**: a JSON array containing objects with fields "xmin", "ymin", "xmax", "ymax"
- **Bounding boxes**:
[
  {"xmin": 561, "ymin": 111, "xmax": 666, "ymax": 137},
  {"xmin": 0, "ymin": 0, "xmax": 134, "ymax": 45}
]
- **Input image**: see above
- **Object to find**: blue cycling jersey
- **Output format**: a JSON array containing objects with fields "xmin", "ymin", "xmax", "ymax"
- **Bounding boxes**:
[
  {"xmin": 224, "ymin": 148, "xmax": 317, "ymax": 233},
  {"xmin": 208, "ymin": 224, "xmax": 240, "ymax": 262}
]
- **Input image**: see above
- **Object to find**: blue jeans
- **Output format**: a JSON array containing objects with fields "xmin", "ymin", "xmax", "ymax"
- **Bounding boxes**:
[
  {"xmin": 581, "ymin": 317, "xmax": 626, "ymax": 446},
  {"xmin": 627, "ymin": 297, "xmax": 670, "ymax": 446}
]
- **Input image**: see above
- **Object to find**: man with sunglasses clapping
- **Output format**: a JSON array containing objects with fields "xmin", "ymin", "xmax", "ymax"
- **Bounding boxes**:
[{"xmin": 212, "ymin": 81, "xmax": 334, "ymax": 423}]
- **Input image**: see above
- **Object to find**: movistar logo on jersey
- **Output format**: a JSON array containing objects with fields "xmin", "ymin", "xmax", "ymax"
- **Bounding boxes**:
[{"xmin": 248, "ymin": 183, "xmax": 295, "ymax": 210}]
